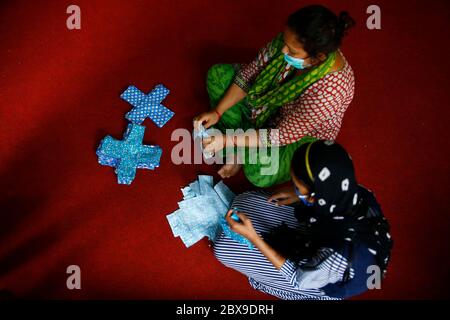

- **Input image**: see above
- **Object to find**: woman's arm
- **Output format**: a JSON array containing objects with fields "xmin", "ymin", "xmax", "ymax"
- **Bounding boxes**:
[
  {"xmin": 215, "ymin": 83, "xmax": 247, "ymax": 115},
  {"xmin": 202, "ymin": 130, "xmax": 264, "ymax": 153},
  {"xmin": 227, "ymin": 210, "xmax": 348, "ymax": 289},
  {"xmin": 194, "ymin": 84, "xmax": 247, "ymax": 129},
  {"xmin": 226, "ymin": 210, "xmax": 286, "ymax": 270},
  {"xmin": 251, "ymin": 233, "xmax": 286, "ymax": 270},
  {"xmin": 194, "ymin": 34, "xmax": 283, "ymax": 129}
]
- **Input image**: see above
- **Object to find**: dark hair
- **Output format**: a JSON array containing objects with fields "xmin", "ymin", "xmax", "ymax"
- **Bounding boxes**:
[{"xmin": 287, "ymin": 5, "xmax": 355, "ymax": 58}]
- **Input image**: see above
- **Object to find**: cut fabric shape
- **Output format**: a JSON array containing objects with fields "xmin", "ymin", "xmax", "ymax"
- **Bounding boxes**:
[
  {"xmin": 167, "ymin": 175, "xmax": 254, "ymax": 249},
  {"xmin": 219, "ymin": 207, "xmax": 255, "ymax": 249},
  {"xmin": 192, "ymin": 123, "xmax": 214, "ymax": 159},
  {"xmin": 121, "ymin": 84, "xmax": 174, "ymax": 128},
  {"xmin": 96, "ymin": 123, "xmax": 162, "ymax": 185}
]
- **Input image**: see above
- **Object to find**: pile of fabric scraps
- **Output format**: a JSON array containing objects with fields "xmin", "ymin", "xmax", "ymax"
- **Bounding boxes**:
[{"xmin": 166, "ymin": 175, "xmax": 255, "ymax": 249}]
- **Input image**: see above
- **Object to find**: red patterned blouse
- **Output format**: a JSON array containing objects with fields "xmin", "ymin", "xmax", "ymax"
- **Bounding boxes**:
[{"xmin": 233, "ymin": 38, "xmax": 355, "ymax": 146}]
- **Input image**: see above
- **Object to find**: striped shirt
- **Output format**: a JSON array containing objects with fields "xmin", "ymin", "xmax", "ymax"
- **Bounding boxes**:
[{"xmin": 212, "ymin": 191, "xmax": 354, "ymax": 300}]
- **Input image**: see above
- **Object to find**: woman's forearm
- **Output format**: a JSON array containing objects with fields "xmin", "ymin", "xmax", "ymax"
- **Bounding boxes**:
[
  {"xmin": 215, "ymin": 83, "xmax": 247, "ymax": 115},
  {"xmin": 215, "ymin": 83, "xmax": 262, "ymax": 148},
  {"xmin": 251, "ymin": 235, "xmax": 286, "ymax": 270},
  {"xmin": 233, "ymin": 130, "xmax": 261, "ymax": 148}
]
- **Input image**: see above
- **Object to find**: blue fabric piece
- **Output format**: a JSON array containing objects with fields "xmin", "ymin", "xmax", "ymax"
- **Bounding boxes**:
[
  {"xmin": 198, "ymin": 174, "xmax": 214, "ymax": 195},
  {"xmin": 214, "ymin": 181, "xmax": 235, "ymax": 206},
  {"xmin": 121, "ymin": 84, "xmax": 174, "ymax": 128},
  {"xmin": 219, "ymin": 209, "xmax": 255, "ymax": 250},
  {"xmin": 166, "ymin": 176, "xmax": 256, "ymax": 249},
  {"xmin": 192, "ymin": 123, "xmax": 211, "ymax": 139},
  {"xmin": 96, "ymin": 123, "xmax": 162, "ymax": 185},
  {"xmin": 192, "ymin": 123, "xmax": 214, "ymax": 159},
  {"xmin": 166, "ymin": 176, "xmax": 235, "ymax": 247}
]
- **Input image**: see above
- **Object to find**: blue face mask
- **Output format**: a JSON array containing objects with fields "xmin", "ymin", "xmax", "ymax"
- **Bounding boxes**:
[
  {"xmin": 284, "ymin": 53, "xmax": 308, "ymax": 70},
  {"xmin": 294, "ymin": 185, "xmax": 314, "ymax": 207}
]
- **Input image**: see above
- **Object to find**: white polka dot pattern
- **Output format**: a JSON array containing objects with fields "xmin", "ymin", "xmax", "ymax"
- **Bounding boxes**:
[
  {"xmin": 121, "ymin": 84, "xmax": 174, "ymax": 128},
  {"xmin": 318, "ymin": 167, "xmax": 331, "ymax": 181},
  {"xmin": 341, "ymin": 178, "xmax": 349, "ymax": 191}
]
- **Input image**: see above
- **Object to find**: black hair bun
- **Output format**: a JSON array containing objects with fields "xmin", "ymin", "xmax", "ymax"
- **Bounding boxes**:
[
  {"xmin": 337, "ymin": 11, "xmax": 356, "ymax": 36},
  {"xmin": 287, "ymin": 5, "xmax": 355, "ymax": 57}
]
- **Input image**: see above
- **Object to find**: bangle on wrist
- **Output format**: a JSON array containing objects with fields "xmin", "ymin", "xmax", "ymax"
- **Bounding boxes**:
[{"xmin": 214, "ymin": 109, "xmax": 222, "ymax": 119}]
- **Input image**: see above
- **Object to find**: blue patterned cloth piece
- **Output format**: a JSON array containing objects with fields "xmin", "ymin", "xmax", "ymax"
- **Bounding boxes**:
[
  {"xmin": 121, "ymin": 84, "xmax": 174, "ymax": 128},
  {"xmin": 219, "ymin": 216, "xmax": 255, "ymax": 250},
  {"xmin": 167, "ymin": 175, "xmax": 239, "ymax": 248},
  {"xmin": 96, "ymin": 123, "xmax": 162, "ymax": 185},
  {"xmin": 192, "ymin": 123, "xmax": 214, "ymax": 159}
]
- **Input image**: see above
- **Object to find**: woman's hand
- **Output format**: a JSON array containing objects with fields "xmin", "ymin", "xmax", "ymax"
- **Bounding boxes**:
[
  {"xmin": 225, "ymin": 210, "xmax": 259, "ymax": 242},
  {"xmin": 226, "ymin": 209, "xmax": 287, "ymax": 270},
  {"xmin": 193, "ymin": 110, "xmax": 220, "ymax": 129},
  {"xmin": 202, "ymin": 134, "xmax": 227, "ymax": 154},
  {"xmin": 267, "ymin": 187, "xmax": 299, "ymax": 206}
]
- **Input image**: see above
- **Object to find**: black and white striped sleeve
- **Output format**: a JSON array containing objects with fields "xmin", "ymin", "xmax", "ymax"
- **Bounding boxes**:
[{"xmin": 279, "ymin": 248, "xmax": 355, "ymax": 290}]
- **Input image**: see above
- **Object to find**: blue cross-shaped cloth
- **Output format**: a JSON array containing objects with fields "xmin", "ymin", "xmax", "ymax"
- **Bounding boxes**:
[
  {"xmin": 121, "ymin": 84, "xmax": 174, "ymax": 128},
  {"xmin": 96, "ymin": 123, "xmax": 162, "ymax": 185}
]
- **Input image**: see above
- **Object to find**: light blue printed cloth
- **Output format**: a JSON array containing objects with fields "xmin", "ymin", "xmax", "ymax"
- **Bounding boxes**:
[
  {"xmin": 192, "ymin": 123, "xmax": 214, "ymax": 159},
  {"xmin": 167, "ymin": 175, "xmax": 249, "ymax": 248}
]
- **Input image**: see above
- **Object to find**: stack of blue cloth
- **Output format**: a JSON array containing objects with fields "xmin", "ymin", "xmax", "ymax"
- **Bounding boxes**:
[
  {"xmin": 96, "ymin": 123, "xmax": 162, "ymax": 185},
  {"xmin": 96, "ymin": 84, "xmax": 173, "ymax": 184},
  {"xmin": 166, "ymin": 175, "xmax": 254, "ymax": 249}
]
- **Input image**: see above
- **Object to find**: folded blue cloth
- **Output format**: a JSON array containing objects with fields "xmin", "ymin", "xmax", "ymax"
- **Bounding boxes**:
[
  {"xmin": 166, "ymin": 176, "xmax": 255, "ymax": 249},
  {"xmin": 96, "ymin": 123, "xmax": 162, "ymax": 185},
  {"xmin": 121, "ymin": 84, "xmax": 174, "ymax": 128}
]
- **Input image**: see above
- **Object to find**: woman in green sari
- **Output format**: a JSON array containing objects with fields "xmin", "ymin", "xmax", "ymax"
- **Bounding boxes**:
[{"xmin": 193, "ymin": 5, "xmax": 356, "ymax": 188}]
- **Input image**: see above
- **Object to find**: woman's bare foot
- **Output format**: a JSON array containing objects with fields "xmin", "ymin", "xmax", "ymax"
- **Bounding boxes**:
[{"xmin": 218, "ymin": 163, "xmax": 242, "ymax": 179}]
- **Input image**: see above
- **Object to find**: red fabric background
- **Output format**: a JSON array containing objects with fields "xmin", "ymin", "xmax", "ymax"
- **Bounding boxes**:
[{"xmin": 0, "ymin": 0, "xmax": 449, "ymax": 299}]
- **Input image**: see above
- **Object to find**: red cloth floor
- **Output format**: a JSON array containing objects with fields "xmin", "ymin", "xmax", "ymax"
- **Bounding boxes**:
[{"xmin": 1, "ymin": 0, "xmax": 449, "ymax": 299}]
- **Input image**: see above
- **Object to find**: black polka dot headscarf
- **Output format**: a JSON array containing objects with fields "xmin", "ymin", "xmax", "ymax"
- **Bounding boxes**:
[
  {"xmin": 291, "ymin": 140, "xmax": 393, "ymax": 275},
  {"xmin": 298, "ymin": 140, "xmax": 359, "ymax": 216}
]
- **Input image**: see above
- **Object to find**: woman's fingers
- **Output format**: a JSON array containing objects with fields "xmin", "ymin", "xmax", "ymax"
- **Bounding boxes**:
[
  {"xmin": 268, "ymin": 192, "xmax": 296, "ymax": 206},
  {"xmin": 203, "ymin": 119, "xmax": 213, "ymax": 129},
  {"xmin": 193, "ymin": 113, "xmax": 208, "ymax": 127},
  {"xmin": 225, "ymin": 209, "xmax": 237, "ymax": 226},
  {"xmin": 194, "ymin": 110, "xmax": 220, "ymax": 129},
  {"xmin": 202, "ymin": 137, "xmax": 213, "ymax": 146},
  {"xmin": 203, "ymin": 141, "xmax": 215, "ymax": 153},
  {"xmin": 268, "ymin": 192, "xmax": 286, "ymax": 203},
  {"xmin": 203, "ymin": 134, "xmax": 226, "ymax": 153},
  {"xmin": 235, "ymin": 212, "xmax": 249, "ymax": 223},
  {"xmin": 274, "ymin": 198, "xmax": 294, "ymax": 206}
]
